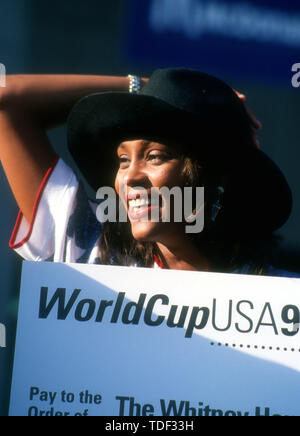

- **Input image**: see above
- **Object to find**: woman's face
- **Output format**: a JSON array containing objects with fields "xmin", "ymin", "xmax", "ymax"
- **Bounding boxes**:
[{"xmin": 114, "ymin": 139, "xmax": 187, "ymax": 243}]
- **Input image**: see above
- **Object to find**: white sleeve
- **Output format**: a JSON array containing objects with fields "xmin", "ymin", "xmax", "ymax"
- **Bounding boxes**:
[{"xmin": 9, "ymin": 157, "xmax": 79, "ymax": 262}]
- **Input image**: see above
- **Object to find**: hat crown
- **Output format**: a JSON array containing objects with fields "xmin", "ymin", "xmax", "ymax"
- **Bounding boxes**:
[{"xmin": 142, "ymin": 68, "xmax": 239, "ymax": 115}]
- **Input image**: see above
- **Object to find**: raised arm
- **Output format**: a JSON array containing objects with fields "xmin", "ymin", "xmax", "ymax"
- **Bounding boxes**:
[{"xmin": 0, "ymin": 74, "xmax": 133, "ymax": 221}]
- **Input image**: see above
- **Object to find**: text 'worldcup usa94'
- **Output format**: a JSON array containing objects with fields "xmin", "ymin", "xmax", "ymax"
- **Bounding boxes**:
[{"xmin": 39, "ymin": 286, "xmax": 300, "ymax": 339}]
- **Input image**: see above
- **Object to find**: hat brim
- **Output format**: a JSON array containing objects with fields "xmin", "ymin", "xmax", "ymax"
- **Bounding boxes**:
[{"xmin": 67, "ymin": 92, "xmax": 292, "ymax": 233}]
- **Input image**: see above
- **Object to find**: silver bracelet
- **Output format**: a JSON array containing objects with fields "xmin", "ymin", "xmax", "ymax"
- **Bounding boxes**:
[{"xmin": 128, "ymin": 74, "xmax": 142, "ymax": 94}]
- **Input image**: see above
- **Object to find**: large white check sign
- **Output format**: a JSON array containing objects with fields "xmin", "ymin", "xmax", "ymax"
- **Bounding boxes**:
[{"xmin": 9, "ymin": 261, "xmax": 300, "ymax": 416}]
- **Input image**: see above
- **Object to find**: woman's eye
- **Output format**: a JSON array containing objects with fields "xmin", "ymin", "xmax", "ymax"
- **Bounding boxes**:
[
  {"xmin": 148, "ymin": 153, "xmax": 169, "ymax": 163},
  {"xmin": 118, "ymin": 152, "xmax": 171, "ymax": 168},
  {"xmin": 118, "ymin": 156, "xmax": 129, "ymax": 168}
]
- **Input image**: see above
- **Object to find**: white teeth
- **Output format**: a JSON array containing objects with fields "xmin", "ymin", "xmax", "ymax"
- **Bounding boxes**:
[{"xmin": 129, "ymin": 198, "xmax": 149, "ymax": 208}]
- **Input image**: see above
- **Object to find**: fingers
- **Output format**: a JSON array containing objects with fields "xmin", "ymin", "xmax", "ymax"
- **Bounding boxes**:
[{"xmin": 233, "ymin": 89, "xmax": 246, "ymax": 101}]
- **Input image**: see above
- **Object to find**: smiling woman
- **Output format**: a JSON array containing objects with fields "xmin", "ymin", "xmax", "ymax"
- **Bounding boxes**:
[
  {"xmin": 97, "ymin": 137, "xmax": 208, "ymax": 270},
  {"xmin": 0, "ymin": 69, "xmax": 298, "ymax": 276}
]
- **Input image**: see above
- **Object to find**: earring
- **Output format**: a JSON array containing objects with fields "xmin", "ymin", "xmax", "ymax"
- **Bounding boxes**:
[{"xmin": 211, "ymin": 186, "xmax": 225, "ymax": 222}]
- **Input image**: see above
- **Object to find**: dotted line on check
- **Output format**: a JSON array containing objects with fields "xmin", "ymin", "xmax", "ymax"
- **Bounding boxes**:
[{"xmin": 210, "ymin": 342, "xmax": 299, "ymax": 352}]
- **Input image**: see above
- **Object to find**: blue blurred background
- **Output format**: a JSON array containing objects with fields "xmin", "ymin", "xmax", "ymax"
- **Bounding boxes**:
[{"xmin": 0, "ymin": 0, "xmax": 299, "ymax": 415}]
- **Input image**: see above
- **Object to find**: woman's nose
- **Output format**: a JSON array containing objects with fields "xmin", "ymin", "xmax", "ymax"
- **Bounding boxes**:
[{"xmin": 123, "ymin": 161, "xmax": 148, "ymax": 187}]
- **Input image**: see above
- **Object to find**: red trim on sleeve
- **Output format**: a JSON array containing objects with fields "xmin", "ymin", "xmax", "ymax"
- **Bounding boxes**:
[{"xmin": 9, "ymin": 155, "xmax": 60, "ymax": 250}]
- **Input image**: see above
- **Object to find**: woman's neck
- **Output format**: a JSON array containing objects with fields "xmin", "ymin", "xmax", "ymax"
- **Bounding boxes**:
[{"xmin": 155, "ymin": 238, "xmax": 211, "ymax": 272}]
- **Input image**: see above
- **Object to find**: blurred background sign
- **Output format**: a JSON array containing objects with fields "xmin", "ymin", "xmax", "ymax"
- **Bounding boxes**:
[{"xmin": 126, "ymin": 0, "xmax": 300, "ymax": 84}]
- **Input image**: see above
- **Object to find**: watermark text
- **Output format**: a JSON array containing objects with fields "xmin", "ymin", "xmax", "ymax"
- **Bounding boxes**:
[
  {"xmin": 96, "ymin": 184, "xmax": 205, "ymax": 234},
  {"xmin": 292, "ymin": 63, "xmax": 300, "ymax": 88},
  {"xmin": 0, "ymin": 323, "xmax": 6, "ymax": 348}
]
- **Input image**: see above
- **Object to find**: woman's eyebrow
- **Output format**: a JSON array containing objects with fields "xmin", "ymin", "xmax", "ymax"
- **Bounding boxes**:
[{"xmin": 118, "ymin": 140, "xmax": 152, "ymax": 150}]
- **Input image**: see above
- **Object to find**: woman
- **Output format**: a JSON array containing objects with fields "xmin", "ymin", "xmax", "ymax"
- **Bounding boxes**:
[{"xmin": 0, "ymin": 68, "xmax": 297, "ymax": 276}]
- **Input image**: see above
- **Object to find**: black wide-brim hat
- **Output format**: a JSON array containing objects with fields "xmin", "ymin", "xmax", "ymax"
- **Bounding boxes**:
[{"xmin": 67, "ymin": 68, "xmax": 292, "ymax": 233}]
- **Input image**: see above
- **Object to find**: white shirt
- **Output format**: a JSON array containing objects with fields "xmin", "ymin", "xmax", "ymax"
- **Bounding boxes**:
[{"xmin": 10, "ymin": 158, "xmax": 103, "ymax": 264}]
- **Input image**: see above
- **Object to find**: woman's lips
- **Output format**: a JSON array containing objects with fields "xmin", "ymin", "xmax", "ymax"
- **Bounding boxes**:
[
  {"xmin": 127, "ymin": 195, "xmax": 160, "ymax": 221},
  {"xmin": 128, "ymin": 204, "xmax": 160, "ymax": 221}
]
